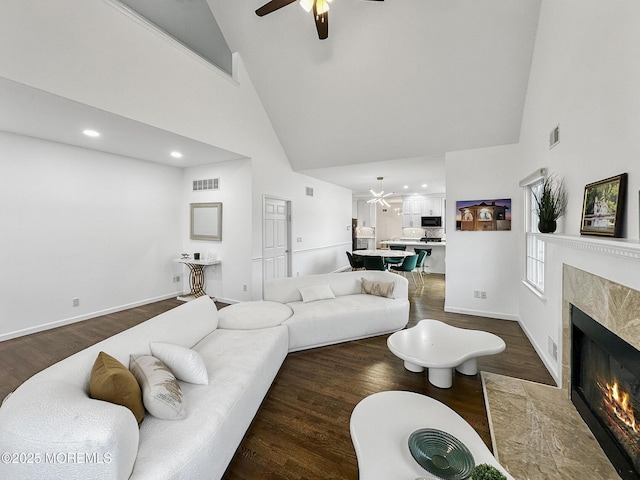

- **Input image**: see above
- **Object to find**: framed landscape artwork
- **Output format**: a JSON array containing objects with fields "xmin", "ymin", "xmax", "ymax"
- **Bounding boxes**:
[
  {"xmin": 456, "ymin": 199, "xmax": 511, "ymax": 231},
  {"xmin": 580, "ymin": 173, "xmax": 627, "ymax": 237}
]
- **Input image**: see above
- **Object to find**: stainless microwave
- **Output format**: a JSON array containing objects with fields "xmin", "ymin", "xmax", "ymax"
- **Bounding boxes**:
[{"xmin": 421, "ymin": 216, "xmax": 442, "ymax": 227}]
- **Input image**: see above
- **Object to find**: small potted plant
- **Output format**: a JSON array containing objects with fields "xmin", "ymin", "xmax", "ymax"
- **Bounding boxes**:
[
  {"xmin": 533, "ymin": 174, "xmax": 568, "ymax": 233},
  {"xmin": 471, "ymin": 463, "xmax": 507, "ymax": 480}
]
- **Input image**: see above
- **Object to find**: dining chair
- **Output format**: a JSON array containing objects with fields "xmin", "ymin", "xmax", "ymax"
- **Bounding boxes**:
[
  {"xmin": 363, "ymin": 256, "xmax": 386, "ymax": 271},
  {"xmin": 384, "ymin": 245, "xmax": 406, "ymax": 267},
  {"xmin": 346, "ymin": 251, "xmax": 365, "ymax": 270},
  {"xmin": 389, "ymin": 254, "xmax": 419, "ymax": 286},
  {"xmin": 413, "ymin": 248, "xmax": 432, "ymax": 275},
  {"xmin": 412, "ymin": 250, "xmax": 428, "ymax": 285}
]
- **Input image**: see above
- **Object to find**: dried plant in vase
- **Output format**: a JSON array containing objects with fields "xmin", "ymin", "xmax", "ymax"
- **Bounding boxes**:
[{"xmin": 533, "ymin": 174, "xmax": 568, "ymax": 233}]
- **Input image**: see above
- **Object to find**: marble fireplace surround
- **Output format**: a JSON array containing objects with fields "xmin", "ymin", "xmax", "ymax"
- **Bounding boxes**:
[
  {"xmin": 484, "ymin": 242, "xmax": 640, "ymax": 479},
  {"xmin": 561, "ymin": 264, "xmax": 640, "ymax": 395}
]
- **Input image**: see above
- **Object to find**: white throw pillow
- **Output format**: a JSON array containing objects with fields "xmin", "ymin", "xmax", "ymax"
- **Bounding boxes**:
[
  {"xmin": 149, "ymin": 342, "xmax": 209, "ymax": 385},
  {"xmin": 129, "ymin": 354, "xmax": 186, "ymax": 420},
  {"xmin": 298, "ymin": 284, "xmax": 335, "ymax": 303}
]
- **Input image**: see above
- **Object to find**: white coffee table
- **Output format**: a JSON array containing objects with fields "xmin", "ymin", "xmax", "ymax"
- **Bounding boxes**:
[
  {"xmin": 350, "ymin": 391, "xmax": 514, "ymax": 480},
  {"xmin": 387, "ymin": 319, "xmax": 506, "ymax": 388}
]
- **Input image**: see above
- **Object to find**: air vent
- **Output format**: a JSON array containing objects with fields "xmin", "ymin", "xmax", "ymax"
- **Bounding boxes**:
[
  {"xmin": 305, "ymin": 186, "xmax": 314, "ymax": 197},
  {"xmin": 193, "ymin": 178, "xmax": 219, "ymax": 191},
  {"xmin": 549, "ymin": 125, "xmax": 560, "ymax": 149}
]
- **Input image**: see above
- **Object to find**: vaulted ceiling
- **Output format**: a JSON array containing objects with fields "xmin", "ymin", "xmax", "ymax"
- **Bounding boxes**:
[
  {"xmin": 1, "ymin": 0, "xmax": 542, "ymax": 197},
  {"xmin": 207, "ymin": 0, "xmax": 541, "ymax": 195}
]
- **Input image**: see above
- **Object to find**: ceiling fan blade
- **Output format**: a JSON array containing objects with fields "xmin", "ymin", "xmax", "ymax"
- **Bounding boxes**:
[
  {"xmin": 256, "ymin": 0, "xmax": 297, "ymax": 17},
  {"xmin": 313, "ymin": 4, "xmax": 329, "ymax": 39}
]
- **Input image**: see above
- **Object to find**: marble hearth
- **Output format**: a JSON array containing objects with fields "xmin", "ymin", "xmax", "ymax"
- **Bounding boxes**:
[{"xmin": 484, "ymin": 264, "xmax": 640, "ymax": 479}]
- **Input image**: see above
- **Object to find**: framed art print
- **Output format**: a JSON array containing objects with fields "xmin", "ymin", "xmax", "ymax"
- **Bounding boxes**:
[{"xmin": 580, "ymin": 173, "xmax": 627, "ymax": 237}]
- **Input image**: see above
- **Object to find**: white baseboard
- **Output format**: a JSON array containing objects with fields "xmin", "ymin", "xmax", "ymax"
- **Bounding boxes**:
[
  {"xmin": 444, "ymin": 305, "xmax": 560, "ymax": 385},
  {"xmin": 0, "ymin": 292, "xmax": 182, "ymax": 342},
  {"xmin": 443, "ymin": 306, "xmax": 519, "ymax": 322},
  {"xmin": 517, "ymin": 318, "xmax": 561, "ymax": 387}
]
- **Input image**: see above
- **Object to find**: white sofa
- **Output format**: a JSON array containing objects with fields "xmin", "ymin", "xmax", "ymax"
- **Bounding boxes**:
[
  {"xmin": 0, "ymin": 296, "xmax": 288, "ymax": 480},
  {"xmin": 222, "ymin": 270, "xmax": 410, "ymax": 352},
  {"xmin": 0, "ymin": 271, "xmax": 409, "ymax": 480}
]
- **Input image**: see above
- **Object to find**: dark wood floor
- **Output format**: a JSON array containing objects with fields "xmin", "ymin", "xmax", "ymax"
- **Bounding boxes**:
[{"xmin": 0, "ymin": 274, "xmax": 554, "ymax": 480}]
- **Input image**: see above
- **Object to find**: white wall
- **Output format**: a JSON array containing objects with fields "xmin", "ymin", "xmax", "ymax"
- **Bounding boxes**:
[
  {"xmin": 0, "ymin": 132, "xmax": 183, "ymax": 340},
  {"xmin": 0, "ymin": 0, "xmax": 354, "ymax": 337},
  {"xmin": 515, "ymin": 0, "xmax": 640, "ymax": 384},
  {"xmin": 182, "ymin": 160, "xmax": 253, "ymax": 303},
  {"xmin": 376, "ymin": 201, "xmax": 403, "ymax": 244},
  {"xmin": 444, "ymin": 144, "xmax": 521, "ymax": 321}
]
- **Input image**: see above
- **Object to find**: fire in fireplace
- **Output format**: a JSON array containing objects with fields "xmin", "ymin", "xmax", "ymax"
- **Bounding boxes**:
[
  {"xmin": 601, "ymin": 379, "xmax": 637, "ymax": 435},
  {"xmin": 571, "ymin": 305, "xmax": 640, "ymax": 480}
]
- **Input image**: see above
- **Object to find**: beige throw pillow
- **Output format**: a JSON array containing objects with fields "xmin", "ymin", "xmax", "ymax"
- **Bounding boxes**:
[
  {"xmin": 129, "ymin": 354, "xmax": 185, "ymax": 420},
  {"xmin": 89, "ymin": 351, "xmax": 145, "ymax": 425},
  {"xmin": 361, "ymin": 278, "xmax": 395, "ymax": 298}
]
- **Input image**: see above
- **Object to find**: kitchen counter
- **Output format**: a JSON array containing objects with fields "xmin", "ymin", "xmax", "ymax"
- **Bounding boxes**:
[
  {"xmin": 380, "ymin": 240, "xmax": 446, "ymax": 247},
  {"xmin": 379, "ymin": 240, "xmax": 446, "ymax": 274}
]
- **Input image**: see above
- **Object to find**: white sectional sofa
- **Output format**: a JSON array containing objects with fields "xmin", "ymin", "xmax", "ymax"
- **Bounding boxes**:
[
  {"xmin": 0, "ymin": 296, "xmax": 288, "ymax": 480},
  {"xmin": 262, "ymin": 270, "xmax": 410, "ymax": 351},
  {"xmin": 0, "ymin": 271, "xmax": 409, "ymax": 479}
]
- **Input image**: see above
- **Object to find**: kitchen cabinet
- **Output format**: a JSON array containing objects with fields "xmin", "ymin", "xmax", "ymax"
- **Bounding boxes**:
[
  {"xmin": 357, "ymin": 200, "xmax": 376, "ymax": 227},
  {"xmin": 401, "ymin": 197, "xmax": 422, "ymax": 228},
  {"xmin": 401, "ymin": 195, "xmax": 444, "ymax": 227},
  {"xmin": 423, "ymin": 197, "xmax": 442, "ymax": 216}
]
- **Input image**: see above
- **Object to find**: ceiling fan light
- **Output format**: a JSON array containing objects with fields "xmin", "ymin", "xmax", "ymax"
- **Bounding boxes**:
[
  {"xmin": 300, "ymin": 0, "xmax": 314, "ymax": 12},
  {"xmin": 316, "ymin": 0, "xmax": 329, "ymax": 14}
]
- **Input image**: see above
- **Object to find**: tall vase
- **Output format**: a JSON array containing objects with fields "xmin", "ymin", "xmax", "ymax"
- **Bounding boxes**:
[{"xmin": 538, "ymin": 218, "xmax": 557, "ymax": 234}]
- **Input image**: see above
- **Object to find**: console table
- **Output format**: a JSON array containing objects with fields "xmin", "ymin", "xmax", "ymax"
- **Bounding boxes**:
[
  {"xmin": 350, "ymin": 391, "xmax": 514, "ymax": 480},
  {"xmin": 174, "ymin": 258, "xmax": 221, "ymax": 301}
]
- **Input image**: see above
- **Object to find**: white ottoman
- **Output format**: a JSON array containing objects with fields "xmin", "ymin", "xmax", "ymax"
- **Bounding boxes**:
[
  {"xmin": 387, "ymin": 319, "xmax": 506, "ymax": 388},
  {"xmin": 218, "ymin": 301, "xmax": 293, "ymax": 329}
]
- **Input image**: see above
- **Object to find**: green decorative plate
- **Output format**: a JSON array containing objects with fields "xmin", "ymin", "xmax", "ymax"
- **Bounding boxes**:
[{"xmin": 408, "ymin": 428, "xmax": 475, "ymax": 480}]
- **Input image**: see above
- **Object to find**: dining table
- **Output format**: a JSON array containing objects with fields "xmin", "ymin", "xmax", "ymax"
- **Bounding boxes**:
[{"xmin": 353, "ymin": 249, "xmax": 415, "ymax": 258}]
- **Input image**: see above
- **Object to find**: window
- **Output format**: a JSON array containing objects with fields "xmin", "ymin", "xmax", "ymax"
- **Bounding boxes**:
[{"xmin": 521, "ymin": 170, "xmax": 546, "ymax": 294}]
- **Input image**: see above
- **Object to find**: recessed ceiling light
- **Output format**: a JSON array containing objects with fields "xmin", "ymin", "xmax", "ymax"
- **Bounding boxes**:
[
  {"xmin": 403, "ymin": 185, "xmax": 409, "ymax": 189},
  {"xmin": 422, "ymin": 184, "xmax": 428, "ymax": 188},
  {"xmin": 83, "ymin": 129, "xmax": 100, "ymax": 138},
  {"xmin": 170, "ymin": 151, "xmax": 183, "ymax": 159}
]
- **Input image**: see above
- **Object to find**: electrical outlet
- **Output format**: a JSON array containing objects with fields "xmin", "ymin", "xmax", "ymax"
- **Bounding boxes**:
[
  {"xmin": 297, "ymin": 237, "xmax": 302, "ymax": 242},
  {"xmin": 243, "ymin": 284, "xmax": 248, "ymax": 292},
  {"xmin": 474, "ymin": 290, "xmax": 480, "ymax": 298},
  {"xmin": 481, "ymin": 291, "xmax": 487, "ymax": 299},
  {"xmin": 172, "ymin": 275, "xmax": 181, "ymax": 283},
  {"xmin": 72, "ymin": 298, "xmax": 80, "ymax": 307}
]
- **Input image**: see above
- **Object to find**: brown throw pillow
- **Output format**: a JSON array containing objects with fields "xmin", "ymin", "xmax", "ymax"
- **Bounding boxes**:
[
  {"xmin": 89, "ymin": 351, "xmax": 145, "ymax": 425},
  {"xmin": 361, "ymin": 278, "xmax": 396, "ymax": 298}
]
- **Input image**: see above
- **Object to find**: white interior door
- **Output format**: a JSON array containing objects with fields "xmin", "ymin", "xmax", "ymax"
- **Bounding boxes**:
[{"xmin": 263, "ymin": 197, "xmax": 290, "ymax": 281}]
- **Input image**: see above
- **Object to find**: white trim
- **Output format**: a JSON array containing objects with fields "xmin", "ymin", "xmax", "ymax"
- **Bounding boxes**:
[
  {"xmin": 0, "ymin": 292, "xmax": 181, "ymax": 342},
  {"xmin": 293, "ymin": 242, "xmax": 352, "ymax": 254},
  {"xmin": 538, "ymin": 233, "xmax": 640, "ymax": 261},
  {"xmin": 443, "ymin": 306, "xmax": 519, "ymax": 322},
  {"xmin": 521, "ymin": 279, "xmax": 547, "ymax": 303},
  {"xmin": 519, "ymin": 167, "xmax": 547, "ymax": 187},
  {"xmin": 102, "ymin": 0, "xmax": 239, "ymax": 85},
  {"xmin": 517, "ymin": 315, "xmax": 562, "ymax": 386}
]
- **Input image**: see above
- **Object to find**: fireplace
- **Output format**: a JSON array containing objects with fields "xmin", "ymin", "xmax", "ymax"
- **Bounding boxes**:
[{"xmin": 571, "ymin": 304, "xmax": 640, "ymax": 480}]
